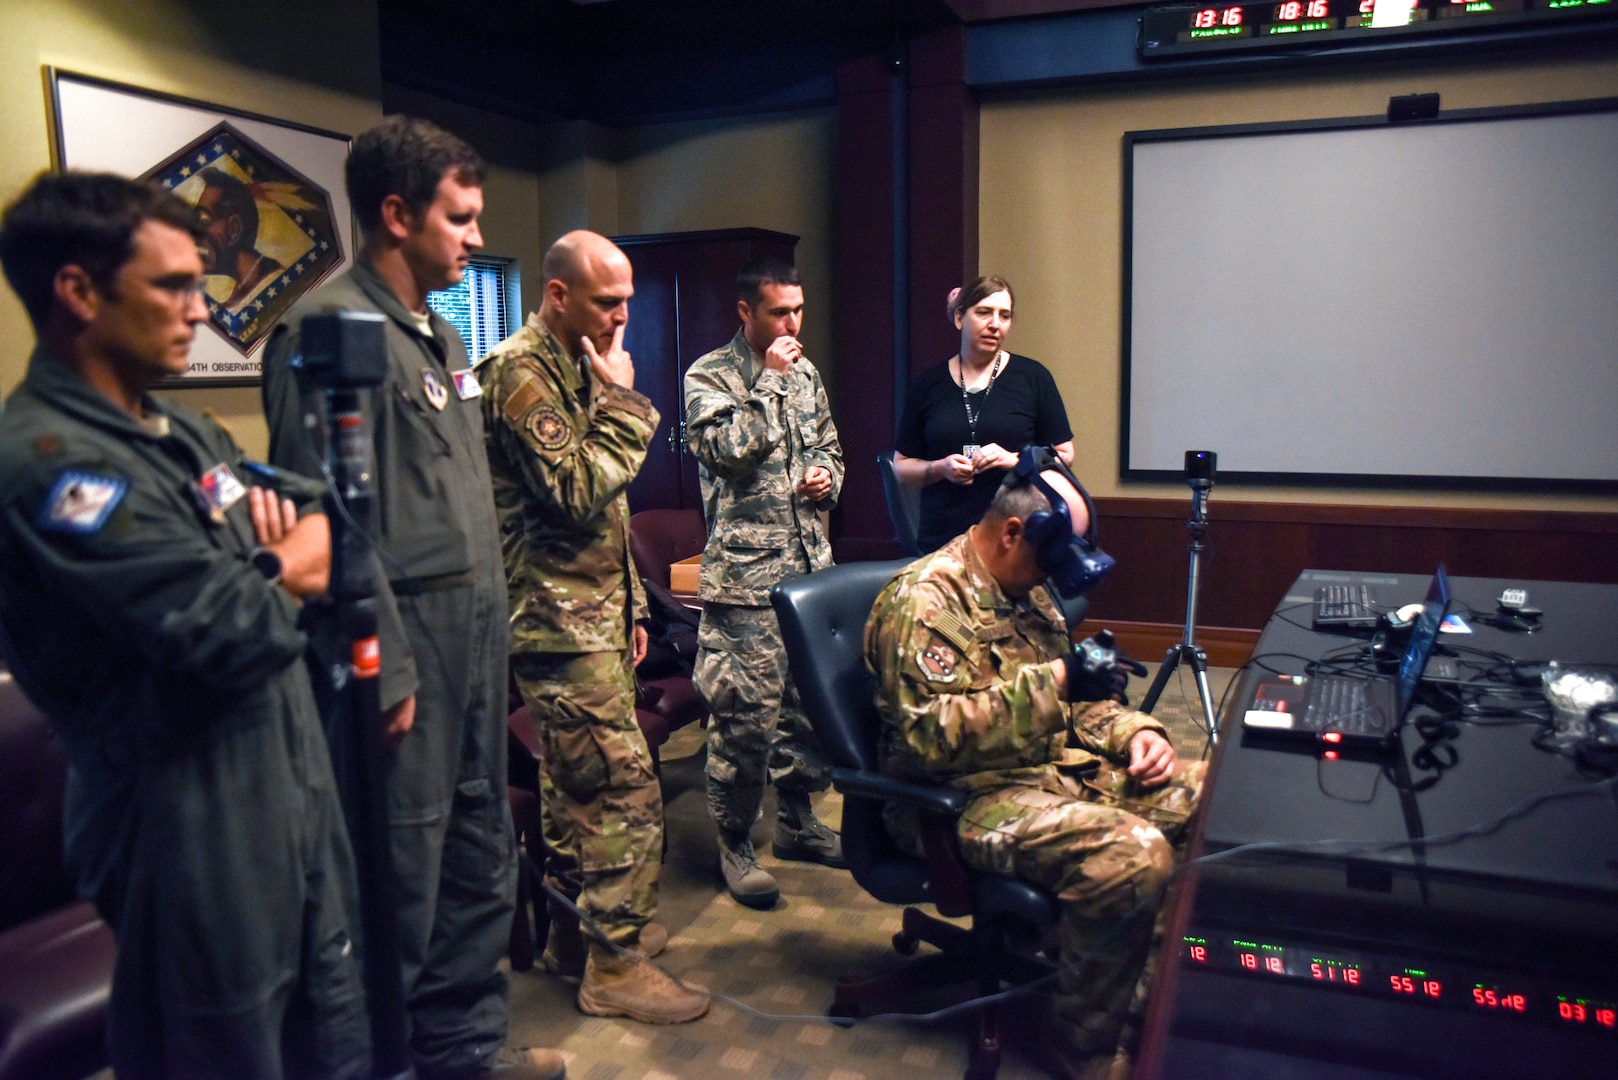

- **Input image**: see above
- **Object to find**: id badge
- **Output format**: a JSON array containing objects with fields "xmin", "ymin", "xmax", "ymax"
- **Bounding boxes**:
[{"xmin": 963, "ymin": 444, "xmax": 980, "ymax": 460}]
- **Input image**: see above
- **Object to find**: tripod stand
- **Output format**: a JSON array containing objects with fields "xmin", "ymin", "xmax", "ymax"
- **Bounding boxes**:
[
  {"xmin": 1140, "ymin": 452, "xmax": 1222, "ymax": 741},
  {"xmin": 299, "ymin": 313, "xmax": 413, "ymax": 1079}
]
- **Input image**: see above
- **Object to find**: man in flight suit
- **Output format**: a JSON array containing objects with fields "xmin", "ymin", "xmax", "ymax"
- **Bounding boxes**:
[
  {"xmin": 262, "ymin": 118, "xmax": 564, "ymax": 1080},
  {"xmin": 481, "ymin": 229, "xmax": 707, "ymax": 1025},
  {"xmin": 0, "ymin": 171, "xmax": 367, "ymax": 1078},
  {"xmin": 865, "ymin": 462, "xmax": 1204, "ymax": 1080},
  {"xmin": 684, "ymin": 258, "xmax": 845, "ymax": 908}
]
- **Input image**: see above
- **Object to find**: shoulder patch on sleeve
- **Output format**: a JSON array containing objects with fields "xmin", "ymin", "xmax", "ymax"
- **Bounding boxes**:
[
  {"xmin": 918, "ymin": 636, "xmax": 961, "ymax": 683},
  {"xmin": 925, "ymin": 607, "xmax": 975, "ymax": 655},
  {"xmin": 501, "ymin": 380, "xmax": 541, "ymax": 426},
  {"xmin": 37, "ymin": 470, "xmax": 129, "ymax": 535},
  {"xmin": 528, "ymin": 406, "xmax": 573, "ymax": 451}
]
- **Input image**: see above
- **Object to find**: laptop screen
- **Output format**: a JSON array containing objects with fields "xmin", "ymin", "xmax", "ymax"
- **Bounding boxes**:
[{"xmin": 1396, "ymin": 566, "xmax": 1452, "ymax": 711}]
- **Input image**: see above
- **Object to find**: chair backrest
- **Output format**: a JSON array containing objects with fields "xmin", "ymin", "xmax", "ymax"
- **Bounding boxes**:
[
  {"xmin": 771, "ymin": 559, "xmax": 914, "ymax": 775},
  {"xmin": 772, "ymin": 559, "xmax": 918, "ymax": 895},
  {"xmin": 628, "ymin": 507, "xmax": 707, "ymax": 588},
  {"xmin": 0, "ymin": 671, "xmax": 75, "ymax": 931},
  {"xmin": 876, "ymin": 451, "xmax": 922, "ymax": 557}
]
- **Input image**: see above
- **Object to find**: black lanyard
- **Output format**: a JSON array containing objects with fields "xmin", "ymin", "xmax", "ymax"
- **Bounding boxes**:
[{"xmin": 959, "ymin": 351, "xmax": 1005, "ymax": 448}]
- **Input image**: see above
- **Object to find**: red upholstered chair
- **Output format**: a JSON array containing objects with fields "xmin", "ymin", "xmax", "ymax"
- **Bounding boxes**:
[
  {"xmin": 506, "ymin": 704, "xmax": 550, "ymax": 971},
  {"xmin": 627, "ymin": 509, "xmax": 710, "ymax": 759},
  {"xmin": 0, "ymin": 670, "xmax": 115, "ymax": 1080},
  {"xmin": 627, "ymin": 508, "xmax": 707, "ymax": 592}
]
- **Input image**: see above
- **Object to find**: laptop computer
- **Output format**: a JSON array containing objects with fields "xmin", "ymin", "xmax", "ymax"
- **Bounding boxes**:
[{"xmin": 1244, "ymin": 567, "xmax": 1452, "ymax": 751}]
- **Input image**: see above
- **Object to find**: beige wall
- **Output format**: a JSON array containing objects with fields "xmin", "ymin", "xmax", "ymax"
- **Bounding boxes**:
[
  {"xmin": 534, "ymin": 109, "xmax": 840, "ymax": 398},
  {"xmin": 0, "ymin": 0, "xmax": 384, "ymax": 458},
  {"xmin": 980, "ymin": 53, "xmax": 1618, "ymax": 511}
]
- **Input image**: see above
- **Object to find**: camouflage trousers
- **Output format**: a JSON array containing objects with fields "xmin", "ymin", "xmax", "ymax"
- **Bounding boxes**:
[
  {"xmin": 927, "ymin": 758, "xmax": 1205, "ymax": 1064},
  {"xmin": 693, "ymin": 602, "xmax": 832, "ymax": 834},
  {"xmin": 512, "ymin": 649, "xmax": 662, "ymax": 947}
]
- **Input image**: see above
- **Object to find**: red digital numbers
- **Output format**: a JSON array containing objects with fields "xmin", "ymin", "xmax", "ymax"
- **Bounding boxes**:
[
  {"xmin": 1240, "ymin": 952, "xmax": 1257, "ymax": 970},
  {"xmin": 1425, "ymin": 980, "xmax": 1442, "ymax": 999},
  {"xmin": 1392, "ymin": 975, "xmax": 1416, "ymax": 994},
  {"xmin": 1473, "ymin": 987, "xmax": 1527, "ymax": 1012},
  {"xmin": 1277, "ymin": 0, "xmax": 1303, "ymax": 17},
  {"xmin": 1188, "ymin": 945, "xmax": 1208, "ymax": 963},
  {"xmin": 1266, "ymin": 956, "xmax": 1285, "ymax": 974},
  {"xmin": 1559, "ymin": 1001, "xmax": 1618, "ymax": 1028},
  {"xmin": 1308, "ymin": 0, "xmax": 1329, "ymax": 13},
  {"xmin": 1194, "ymin": 6, "xmax": 1242, "ymax": 27},
  {"xmin": 1312, "ymin": 962, "xmax": 1362, "ymax": 985}
]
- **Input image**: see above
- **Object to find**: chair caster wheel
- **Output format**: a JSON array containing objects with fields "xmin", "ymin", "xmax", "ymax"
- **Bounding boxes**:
[
  {"xmin": 829, "ymin": 1002, "xmax": 860, "ymax": 1027},
  {"xmin": 892, "ymin": 931, "xmax": 919, "ymax": 955}
]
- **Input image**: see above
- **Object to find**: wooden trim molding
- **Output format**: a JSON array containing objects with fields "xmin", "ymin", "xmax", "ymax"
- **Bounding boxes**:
[{"xmin": 1085, "ymin": 497, "xmax": 1618, "ymax": 633}]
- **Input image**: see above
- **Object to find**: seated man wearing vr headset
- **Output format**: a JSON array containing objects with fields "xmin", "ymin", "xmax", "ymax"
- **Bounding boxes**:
[{"xmin": 865, "ymin": 445, "xmax": 1204, "ymax": 1079}]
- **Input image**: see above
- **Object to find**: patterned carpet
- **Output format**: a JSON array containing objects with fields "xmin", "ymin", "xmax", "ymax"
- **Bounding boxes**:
[{"xmin": 506, "ymin": 659, "xmax": 1236, "ymax": 1080}]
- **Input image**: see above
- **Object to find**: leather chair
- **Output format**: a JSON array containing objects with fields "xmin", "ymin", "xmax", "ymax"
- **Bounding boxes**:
[
  {"xmin": 771, "ymin": 560, "xmax": 1060, "ymax": 1080},
  {"xmin": 876, "ymin": 451, "xmax": 922, "ymax": 557},
  {"xmin": 0, "ymin": 670, "xmax": 114, "ymax": 1080}
]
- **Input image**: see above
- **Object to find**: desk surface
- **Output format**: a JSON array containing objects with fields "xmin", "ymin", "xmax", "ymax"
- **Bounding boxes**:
[{"xmin": 1205, "ymin": 568, "xmax": 1618, "ymax": 900}]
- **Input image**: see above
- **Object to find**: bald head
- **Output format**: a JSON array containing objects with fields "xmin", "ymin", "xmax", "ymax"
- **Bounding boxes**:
[{"xmin": 540, "ymin": 229, "xmax": 634, "ymax": 359}]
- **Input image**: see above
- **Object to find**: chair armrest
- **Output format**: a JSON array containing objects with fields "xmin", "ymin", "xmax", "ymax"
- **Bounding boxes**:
[{"xmin": 830, "ymin": 767, "xmax": 967, "ymax": 818}]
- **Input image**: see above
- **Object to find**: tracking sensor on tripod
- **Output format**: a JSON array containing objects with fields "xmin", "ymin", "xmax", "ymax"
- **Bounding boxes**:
[{"xmin": 1141, "ymin": 450, "xmax": 1222, "ymax": 740}]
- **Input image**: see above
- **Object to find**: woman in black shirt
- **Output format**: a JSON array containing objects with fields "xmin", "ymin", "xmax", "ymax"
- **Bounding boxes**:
[{"xmin": 893, "ymin": 275, "xmax": 1074, "ymax": 552}]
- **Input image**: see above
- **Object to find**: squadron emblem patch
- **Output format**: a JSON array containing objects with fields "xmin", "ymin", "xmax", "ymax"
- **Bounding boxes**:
[
  {"xmin": 37, "ymin": 470, "xmax": 128, "ymax": 535},
  {"xmin": 530, "ymin": 407, "xmax": 572, "ymax": 451},
  {"xmin": 422, "ymin": 368, "xmax": 449, "ymax": 411},
  {"xmin": 918, "ymin": 637, "xmax": 959, "ymax": 683}
]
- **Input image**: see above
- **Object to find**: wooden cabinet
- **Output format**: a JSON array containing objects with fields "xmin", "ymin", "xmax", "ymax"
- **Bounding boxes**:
[{"xmin": 614, "ymin": 228, "xmax": 798, "ymax": 512}]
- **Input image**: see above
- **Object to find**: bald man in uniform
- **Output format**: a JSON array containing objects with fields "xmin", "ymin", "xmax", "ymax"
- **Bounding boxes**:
[{"xmin": 480, "ymin": 230, "xmax": 707, "ymax": 1026}]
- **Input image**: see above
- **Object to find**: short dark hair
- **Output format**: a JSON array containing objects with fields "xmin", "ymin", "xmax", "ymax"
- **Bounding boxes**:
[
  {"xmin": 345, "ymin": 116, "xmax": 486, "ymax": 233},
  {"xmin": 736, "ymin": 257, "xmax": 800, "ymax": 307},
  {"xmin": 0, "ymin": 171, "xmax": 201, "ymax": 327},
  {"xmin": 984, "ymin": 472, "xmax": 1050, "ymax": 525},
  {"xmin": 950, "ymin": 274, "xmax": 1014, "ymax": 322},
  {"xmin": 199, "ymin": 168, "xmax": 259, "ymax": 247}
]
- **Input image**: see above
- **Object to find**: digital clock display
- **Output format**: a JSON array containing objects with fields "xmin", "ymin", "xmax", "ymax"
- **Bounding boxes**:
[
  {"xmin": 1181, "ymin": 930, "xmax": 1618, "ymax": 1035},
  {"xmin": 1140, "ymin": 0, "xmax": 1616, "ymax": 56}
]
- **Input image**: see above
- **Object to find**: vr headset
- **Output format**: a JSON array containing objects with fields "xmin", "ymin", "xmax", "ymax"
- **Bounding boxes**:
[{"xmin": 1009, "ymin": 446, "xmax": 1115, "ymax": 599}]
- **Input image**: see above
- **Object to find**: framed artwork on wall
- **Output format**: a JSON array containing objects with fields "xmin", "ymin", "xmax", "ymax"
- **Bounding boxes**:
[{"xmin": 45, "ymin": 68, "xmax": 353, "ymax": 386}]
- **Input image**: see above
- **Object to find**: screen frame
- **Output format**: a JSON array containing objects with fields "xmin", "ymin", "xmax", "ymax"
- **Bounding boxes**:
[{"xmin": 1119, "ymin": 95, "xmax": 1618, "ymax": 491}]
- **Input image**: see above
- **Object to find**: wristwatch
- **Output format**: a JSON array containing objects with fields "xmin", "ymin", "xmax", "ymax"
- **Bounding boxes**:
[{"xmin": 249, "ymin": 546, "xmax": 284, "ymax": 586}]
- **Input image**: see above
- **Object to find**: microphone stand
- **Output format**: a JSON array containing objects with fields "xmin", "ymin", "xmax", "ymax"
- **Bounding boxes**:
[{"xmin": 1141, "ymin": 471, "xmax": 1222, "ymax": 741}]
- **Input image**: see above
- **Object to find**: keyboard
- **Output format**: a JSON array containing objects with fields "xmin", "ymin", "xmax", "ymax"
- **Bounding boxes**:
[
  {"xmin": 1300, "ymin": 676, "xmax": 1396, "ymax": 737},
  {"xmin": 1313, "ymin": 583, "xmax": 1378, "ymax": 629}
]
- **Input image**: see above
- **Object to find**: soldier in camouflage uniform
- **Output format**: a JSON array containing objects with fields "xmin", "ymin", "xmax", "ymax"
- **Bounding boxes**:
[
  {"xmin": 865, "ymin": 466, "xmax": 1204, "ymax": 1079},
  {"xmin": 684, "ymin": 258, "xmax": 845, "ymax": 908},
  {"xmin": 481, "ymin": 229, "xmax": 707, "ymax": 1025}
]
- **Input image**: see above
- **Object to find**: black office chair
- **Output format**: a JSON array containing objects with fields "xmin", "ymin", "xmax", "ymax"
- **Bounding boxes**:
[
  {"xmin": 771, "ymin": 560, "xmax": 1060, "ymax": 1080},
  {"xmin": 876, "ymin": 451, "xmax": 922, "ymax": 557}
]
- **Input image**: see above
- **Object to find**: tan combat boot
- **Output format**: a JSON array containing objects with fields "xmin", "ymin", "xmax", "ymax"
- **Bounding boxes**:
[
  {"xmin": 576, "ymin": 946, "xmax": 709, "ymax": 1024},
  {"xmin": 544, "ymin": 908, "xmax": 667, "ymax": 977},
  {"xmin": 718, "ymin": 828, "xmax": 779, "ymax": 909},
  {"xmin": 772, "ymin": 790, "xmax": 847, "ymax": 868}
]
